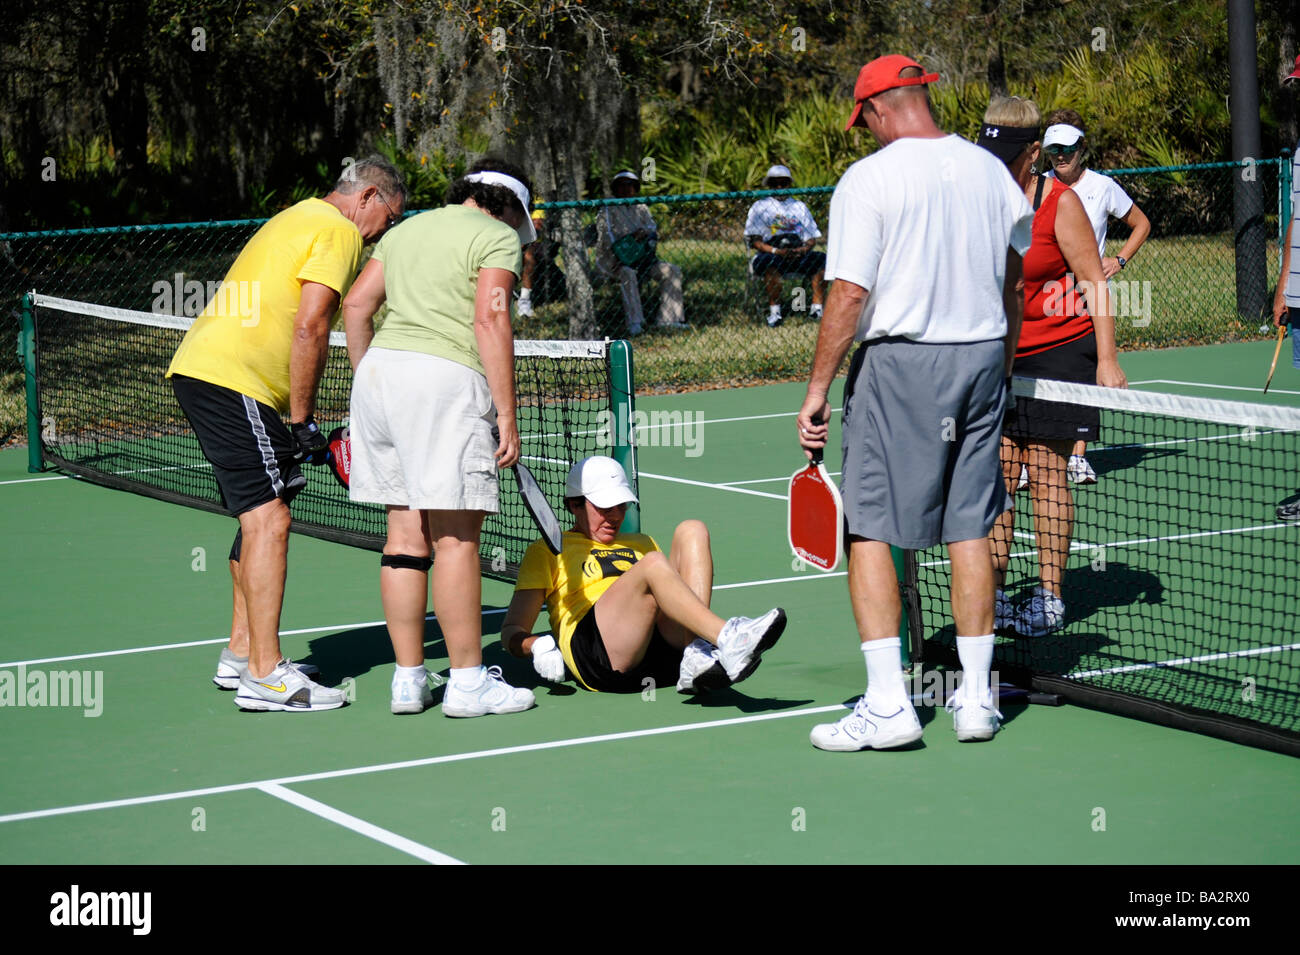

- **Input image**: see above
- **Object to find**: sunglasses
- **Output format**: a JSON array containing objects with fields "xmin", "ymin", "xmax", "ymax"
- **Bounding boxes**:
[
  {"xmin": 1045, "ymin": 144, "xmax": 1081, "ymax": 159},
  {"xmin": 376, "ymin": 191, "xmax": 400, "ymax": 227}
]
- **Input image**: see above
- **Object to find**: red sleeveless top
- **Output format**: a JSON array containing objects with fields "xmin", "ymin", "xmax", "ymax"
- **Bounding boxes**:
[{"xmin": 1019, "ymin": 178, "xmax": 1094, "ymax": 358}]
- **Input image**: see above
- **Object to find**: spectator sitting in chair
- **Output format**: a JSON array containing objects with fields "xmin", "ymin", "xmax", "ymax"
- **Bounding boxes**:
[
  {"xmin": 595, "ymin": 170, "xmax": 687, "ymax": 335},
  {"xmin": 745, "ymin": 164, "xmax": 826, "ymax": 327}
]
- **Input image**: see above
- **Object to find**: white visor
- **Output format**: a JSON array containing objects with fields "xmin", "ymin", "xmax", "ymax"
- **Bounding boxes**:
[
  {"xmin": 1042, "ymin": 124, "xmax": 1085, "ymax": 148},
  {"xmin": 465, "ymin": 171, "xmax": 537, "ymax": 244}
]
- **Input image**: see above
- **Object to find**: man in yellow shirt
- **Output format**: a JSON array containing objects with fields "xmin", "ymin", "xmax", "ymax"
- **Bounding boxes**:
[
  {"xmin": 167, "ymin": 156, "xmax": 405, "ymax": 712},
  {"xmin": 502, "ymin": 457, "xmax": 786, "ymax": 695}
]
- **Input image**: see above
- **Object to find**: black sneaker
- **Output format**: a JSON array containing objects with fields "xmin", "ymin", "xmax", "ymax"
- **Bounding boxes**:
[{"xmin": 1277, "ymin": 500, "xmax": 1300, "ymax": 523}]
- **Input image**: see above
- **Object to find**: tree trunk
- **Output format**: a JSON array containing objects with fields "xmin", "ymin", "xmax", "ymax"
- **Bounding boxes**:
[{"xmin": 1278, "ymin": 1, "xmax": 1298, "ymax": 150}]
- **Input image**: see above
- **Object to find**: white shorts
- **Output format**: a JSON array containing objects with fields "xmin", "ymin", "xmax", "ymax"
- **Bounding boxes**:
[{"xmin": 348, "ymin": 348, "xmax": 499, "ymax": 511}]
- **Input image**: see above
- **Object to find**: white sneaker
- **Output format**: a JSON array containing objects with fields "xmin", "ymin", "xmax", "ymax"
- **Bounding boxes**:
[
  {"xmin": 234, "ymin": 660, "xmax": 346, "ymax": 712},
  {"xmin": 809, "ymin": 305, "xmax": 823, "ymax": 321},
  {"xmin": 214, "ymin": 648, "xmax": 318, "ymax": 690},
  {"xmin": 716, "ymin": 608, "xmax": 786, "ymax": 683},
  {"xmin": 1017, "ymin": 465, "xmax": 1029, "ymax": 490},
  {"xmin": 517, "ymin": 298, "xmax": 534, "ymax": 318},
  {"xmin": 767, "ymin": 307, "xmax": 783, "ymax": 327},
  {"xmin": 676, "ymin": 638, "xmax": 728, "ymax": 694},
  {"xmin": 945, "ymin": 689, "xmax": 1002, "ymax": 742},
  {"xmin": 810, "ymin": 695, "xmax": 923, "ymax": 752},
  {"xmin": 1014, "ymin": 588, "xmax": 1065, "ymax": 637},
  {"xmin": 391, "ymin": 669, "xmax": 435, "ymax": 715},
  {"xmin": 1067, "ymin": 454, "xmax": 1097, "ymax": 484},
  {"xmin": 994, "ymin": 589, "xmax": 1015, "ymax": 631},
  {"xmin": 441, "ymin": 666, "xmax": 535, "ymax": 718}
]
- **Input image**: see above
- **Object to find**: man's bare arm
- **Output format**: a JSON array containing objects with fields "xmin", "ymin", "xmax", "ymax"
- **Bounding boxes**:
[{"xmin": 289, "ymin": 281, "xmax": 340, "ymax": 423}]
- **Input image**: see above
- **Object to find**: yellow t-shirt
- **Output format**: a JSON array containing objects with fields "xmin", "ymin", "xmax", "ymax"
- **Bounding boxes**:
[
  {"xmin": 166, "ymin": 198, "xmax": 363, "ymax": 412},
  {"xmin": 515, "ymin": 530, "xmax": 661, "ymax": 690}
]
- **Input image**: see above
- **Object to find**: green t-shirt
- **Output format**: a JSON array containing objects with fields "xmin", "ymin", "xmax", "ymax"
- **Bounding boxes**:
[{"xmin": 370, "ymin": 204, "xmax": 523, "ymax": 375}]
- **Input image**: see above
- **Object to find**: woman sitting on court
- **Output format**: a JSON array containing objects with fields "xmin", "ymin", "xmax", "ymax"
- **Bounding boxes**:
[
  {"xmin": 501, "ymin": 456, "xmax": 786, "ymax": 694},
  {"xmin": 976, "ymin": 96, "xmax": 1127, "ymax": 638}
]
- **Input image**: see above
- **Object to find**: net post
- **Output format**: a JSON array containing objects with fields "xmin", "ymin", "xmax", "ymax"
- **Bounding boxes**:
[
  {"xmin": 892, "ymin": 545, "xmax": 911, "ymax": 669},
  {"xmin": 20, "ymin": 292, "xmax": 41, "ymax": 473},
  {"xmin": 609, "ymin": 339, "xmax": 639, "ymax": 533}
]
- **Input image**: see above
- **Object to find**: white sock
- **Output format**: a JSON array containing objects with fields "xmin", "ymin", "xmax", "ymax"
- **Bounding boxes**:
[
  {"xmin": 394, "ymin": 664, "xmax": 427, "ymax": 683},
  {"xmin": 769, "ymin": 304, "xmax": 781, "ymax": 317},
  {"xmin": 810, "ymin": 303, "xmax": 823, "ymax": 316},
  {"xmin": 956, "ymin": 634, "xmax": 994, "ymax": 699},
  {"xmin": 449, "ymin": 665, "xmax": 485, "ymax": 689},
  {"xmin": 862, "ymin": 638, "xmax": 906, "ymax": 706},
  {"xmin": 518, "ymin": 288, "xmax": 532, "ymax": 303}
]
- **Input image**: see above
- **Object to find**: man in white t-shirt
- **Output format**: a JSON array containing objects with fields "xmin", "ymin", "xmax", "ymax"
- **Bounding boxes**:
[
  {"xmin": 796, "ymin": 55, "xmax": 1033, "ymax": 752},
  {"xmin": 744, "ymin": 165, "xmax": 826, "ymax": 326}
]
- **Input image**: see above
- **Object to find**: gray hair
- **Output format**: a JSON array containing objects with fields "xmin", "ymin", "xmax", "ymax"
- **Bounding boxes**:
[{"xmin": 333, "ymin": 155, "xmax": 407, "ymax": 205}]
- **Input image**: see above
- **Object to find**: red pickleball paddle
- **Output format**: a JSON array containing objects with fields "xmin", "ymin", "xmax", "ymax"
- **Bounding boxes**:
[
  {"xmin": 788, "ymin": 443, "xmax": 844, "ymax": 572},
  {"xmin": 325, "ymin": 426, "xmax": 351, "ymax": 489}
]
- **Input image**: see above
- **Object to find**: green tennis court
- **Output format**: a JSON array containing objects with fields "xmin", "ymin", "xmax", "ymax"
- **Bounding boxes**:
[{"xmin": 1, "ymin": 339, "xmax": 1297, "ymax": 865}]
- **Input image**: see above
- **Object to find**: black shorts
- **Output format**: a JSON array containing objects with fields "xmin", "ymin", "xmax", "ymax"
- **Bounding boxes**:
[
  {"xmin": 751, "ymin": 250, "xmax": 827, "ymax": 278},
  {"xmin": 567, "ymin": 609, "xmax": 683, "ymax": 693},
  {"xmin": 1006, "ymin": 333, "xmax": 1101, "ymax": 443},
  {"xmin": 171, "ymin": 375, "xmax": 306, "ymax": 516}
]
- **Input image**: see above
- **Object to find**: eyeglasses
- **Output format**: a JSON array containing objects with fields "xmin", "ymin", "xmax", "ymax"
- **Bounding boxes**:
[
  {"xmin": 375, "ymin": 191, "xmax": 400, "ymax": 227},
  {"xmin": 1045, "ymin": 144, "xmax": 1081, "ymax": 159}
]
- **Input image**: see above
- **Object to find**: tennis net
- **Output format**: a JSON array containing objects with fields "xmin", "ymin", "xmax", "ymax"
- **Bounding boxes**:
[
  {"xmin": 904, "ymin": 375, "xmax": 1300, "ymax": 756},
  {"xmin": 20, "ymin": 292, "xmax": 636, "ymax": 580}
]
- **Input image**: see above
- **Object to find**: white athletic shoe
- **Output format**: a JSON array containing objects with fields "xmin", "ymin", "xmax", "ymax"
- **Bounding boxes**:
[
  {"xmin": 1014, "ymin": 588, "xmax": 1065, "ymax": 637},
  {"xmin": 391, "ymin": 669, "xmax": 435, "ymax": 715},
  {"xmin": 810, "ymin": 695, "xmax": 923, "ymax": 752},
  {"xmin": 1017, "ymin": 465, "xmax": 1029, "ymax": 490},
  {"xmin": 994, "ymin": 589, "xmax": 1015, "ymax": 632},
  {"xmin": 676, "ymin": 638, "xmax": 728, "ymax": 694},
  {"xmin": 945, "ymin": 689, "xmax": 1003, "ymax": 742},
  {"xmin": 517, "ymin": 298, "xmax": 534, "ymax": 318},
  {"xmin": 716, "ymin": 608, "xmax": 787, "ymax": 683},
  {"xmin": 441, "ymin": 666, "xmax": 535, "ymax": 718},
  {"xmin": 234, "ymin": 660, "xmax": 346, "ymax": 712},
  {"xmin": 767, "ymin": 307, "xmax": 783, "ymax": 327},
  {"xmin": 1067, "ymin": 454, "xmax": 1097, "ymax": 485},
  {"xmin": 214, "ymin": 648, "xmax": 318, "ymax": 690}
]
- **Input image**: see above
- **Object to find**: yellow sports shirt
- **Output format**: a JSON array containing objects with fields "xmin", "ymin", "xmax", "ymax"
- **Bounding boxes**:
[
  {"xmin": 167, "ymin": 198, "xmax": 363, "ymax": 412},
  {"xmin": 515, "ymin": 530, "xmax": 661, "ymax": 690}
]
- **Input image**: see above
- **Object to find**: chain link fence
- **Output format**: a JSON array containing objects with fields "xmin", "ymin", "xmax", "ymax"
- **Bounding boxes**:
[{"xmin": 1, "ymin": 158, "xmax": 1288, "ymax": 443}]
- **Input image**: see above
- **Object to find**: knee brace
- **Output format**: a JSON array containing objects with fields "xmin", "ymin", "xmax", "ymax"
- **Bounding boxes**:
[{"xmin": 381, "ymin": 553, "xmax": 433, "ymax": 572}]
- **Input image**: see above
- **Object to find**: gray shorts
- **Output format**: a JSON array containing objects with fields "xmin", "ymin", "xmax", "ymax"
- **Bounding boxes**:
[{"xmin": 841, "ymin": 338, "xmax": 1010, "ymax": 549}]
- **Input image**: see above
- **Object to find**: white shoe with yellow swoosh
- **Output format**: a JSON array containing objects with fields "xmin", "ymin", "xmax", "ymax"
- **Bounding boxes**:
[{"xmin": 235, "ymin": 660, "xmax": 347, "ymax": 712}]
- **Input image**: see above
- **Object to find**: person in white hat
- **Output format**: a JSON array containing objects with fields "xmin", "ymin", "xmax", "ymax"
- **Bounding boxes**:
[
  {"xmin": 1041, "ymin": 109, "xmax": 1151, "ymax": 486},
  {"xmin": 744, "ymin": 164, "xmax": 826, "ymax": 326},
  {"xmin": 595, "ymin": 170, "xmax": 688, "ymax": 334},
  {"xmin": 342, "ymin": 156, "xmax": 538, "ymax": 718},
  {"xmin": 501, "ymin": 456, "xmax": 786, "ymax": 695}
]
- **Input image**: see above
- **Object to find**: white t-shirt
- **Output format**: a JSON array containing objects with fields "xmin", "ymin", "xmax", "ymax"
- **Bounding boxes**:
[
  {"xmin": 744, "ymin": 197, "xmax": 822, "ymax": 243},
  {"xmin": 1046, "ymin": 168, "xmax": 1134, "ymax": 255},
  {"xmin": 825, "ymin": 134, "xmax": 1033, "ymax": 344},
  {"xmin": 1287, "ymin": 146, "xmax": 1300, "ymax": 307}
]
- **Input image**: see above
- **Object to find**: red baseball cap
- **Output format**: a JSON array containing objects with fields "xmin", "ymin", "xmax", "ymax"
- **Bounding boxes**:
[
  {"xmin": 845, "ymin": 55, "xmax": 940, "ymax": 130},
  {"xmin": 1287, "ymin": 53, "xmax": 1300, "ymax": 83}
]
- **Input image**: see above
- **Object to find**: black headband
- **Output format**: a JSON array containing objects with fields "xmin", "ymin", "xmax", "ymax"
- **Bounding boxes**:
[{"xmin": 975, "ymin": 123, "xmax": 1039, "ymax": 166}]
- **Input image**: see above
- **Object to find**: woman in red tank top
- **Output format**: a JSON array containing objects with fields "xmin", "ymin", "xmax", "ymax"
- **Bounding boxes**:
[{"xmin": 976, "ymin": 96, "xmax": 1127, "ymax": 639}]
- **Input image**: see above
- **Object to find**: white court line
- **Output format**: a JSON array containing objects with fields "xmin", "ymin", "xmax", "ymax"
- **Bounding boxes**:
[
  {"xmin": 1070, "ymin": 641, "xmax": 1300, "ymax": 680},
  {"xmin": 259, "ymin": 783, "xmax": 465, "ymax": 865},
  {"xmin": 0, "ymin": 704, "xmax": 849, "ymax": 825},
  {"xmin": 0, "ymin": 475, "xmax": 70, "ymax": 486},
  {"xmin": 639, "ymin": 471, "xmax": 786, "ymax": 500},
  {"xmin": 0, "ymin": 608, "xmax": 507, "ymax": 670},
  {"xmin": 1132, "ymin": 379, "xmax": 1300, "ymax": 398},
  {"xmin": 721, "ymin": 471, "xmax": 842, "ymax": 488}
]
